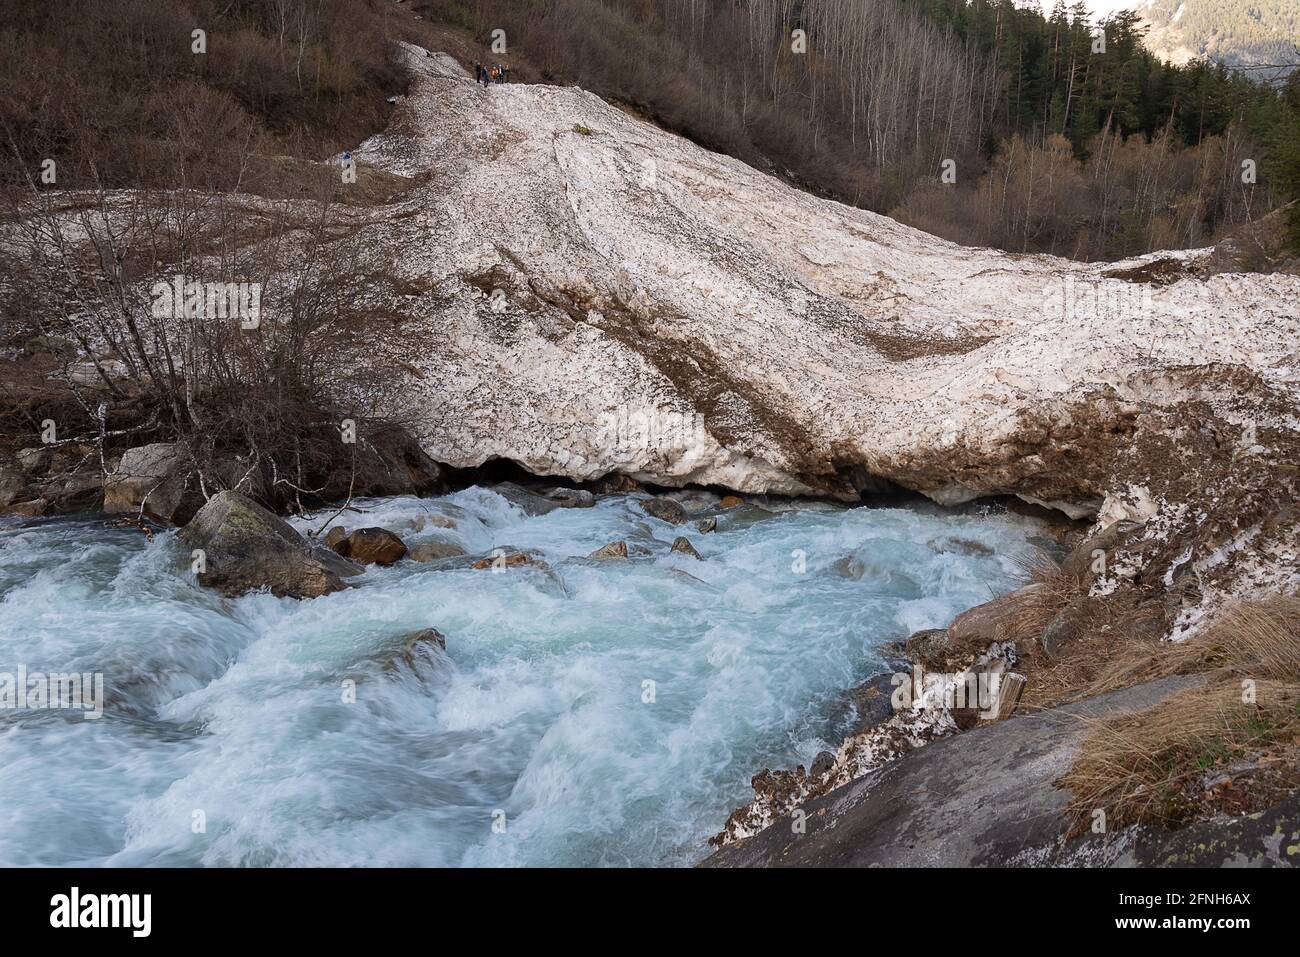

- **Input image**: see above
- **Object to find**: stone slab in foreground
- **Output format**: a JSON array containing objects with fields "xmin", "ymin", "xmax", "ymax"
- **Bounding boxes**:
[{"xmin": 703, "ymin": 675, "xmax": 1205, "ymax": 868}]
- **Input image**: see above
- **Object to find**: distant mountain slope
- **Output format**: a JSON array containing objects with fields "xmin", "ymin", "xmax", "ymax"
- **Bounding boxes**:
[
  {"xmin": 1144, "ymin": 0, "xmax": 1299, "ymax": 75},
  {"xmin": 1033, "ymin": 0, "xmax": 1298, "ymax": 76}
]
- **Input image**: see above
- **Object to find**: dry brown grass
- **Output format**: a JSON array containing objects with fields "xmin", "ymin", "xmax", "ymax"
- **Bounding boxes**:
[
  {"xmin": 988, "ymin": 556, "xmax": 1162, "ymax": 709},
  {"xmin": 1059, "ymin": 599, "xmax": 1300, "ymax": 832}
]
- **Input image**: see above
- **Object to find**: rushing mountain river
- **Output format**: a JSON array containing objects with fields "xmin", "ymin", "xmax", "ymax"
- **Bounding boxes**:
[{"xmin": 0, "ymin": 488, "xmax": 1046, "ymax": 866}]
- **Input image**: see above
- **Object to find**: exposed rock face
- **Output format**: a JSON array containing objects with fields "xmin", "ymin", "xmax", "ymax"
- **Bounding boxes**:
[
  {"xmin": 103, "ymin": 443, "xmax": 192, "ymax": 524},
  {"xmin": 0, "ymin": 466, "xmax": 28, "ymax": 508},
  {"xmin": 178, "ymin": 491, "xmax": 362, "ymax": 598},
  {"xmin": 347, "ymin": 426, "xmax": 444, "ymax": 498},
  {"xmin": 341, "ymin": 527, "xmax": 408, "ymax": 565},
  {"xmin": 705, "ymin": 676, "xmax": 1203, "ymax": 867}
]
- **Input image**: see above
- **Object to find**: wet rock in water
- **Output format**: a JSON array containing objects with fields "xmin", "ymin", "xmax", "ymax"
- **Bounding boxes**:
[
  {"xmin": 809, "ymin": 751, "xmax": 836, "ymax": 780},
  {"xmin": 695, "ymin": 517, "xmax": 717, "ymax": 533},
  {"xmin": 492, "ymin": 482, "xmax": 562, "ymax": 516},
  {"xmin": 667, "ymin": 567, "xmax": 710, "ymax": 586},
  {"xmin": 670, "ymin": 536, "xmax": 702, "ymax": 560},
  {"xmin": 343, "ymin": 527, "xmax": 408, "ymax": 565},
  {"xmin": 829, "ymin": 551, "xmax": 922, "ymax": 597},
  {"xmin": 721, "ymin": 504, "xmax": 778, "ymax": 530},
  {"xmin": 404, "ymin": 512, "xmax": 458, "ymax": 531},
  {"xmin": 178, "ymin": 490, "xmax": 362, "ymax": 599},
  {"xmin": 587, "ymin": 540, "xmax": 628, "ymax": 560},
  {"xmin": 928, "ymin": 536, "xmax": 993, "ymax": 557},
  {"xmin": 841, "ymin": 671, "xmax": 901, "ymax": 731},
  {"xmin": 719, "ymin": 495, "xmax": 744, "ymax": 508},
  {"xmin": 385, "ymin": 628, "xmax": 449, "ymax": 673},
  {"xmin": 639, "ymin": 497, "xmax": 688, "ymax": 525},
  {"xmin": 103, "ymin": 443, "xmax": 194, "ymax": 525},
  {"xmin": 408, "ymin": 541, "xmax": 466, "ymax": 562},
  {"xmin": 323, "ymin": 526, "xmax": 349, "ymax": 553},
  {"xmin": 542, "ymin": 487, "xmax": 595, "ymax": 508},
  {"xmin": 404, "ymin": 627, "xmax": 447, "ymax": 652},
  {"xmin": 471, "ymin": 549, "xmax": 539, "ymax": 570},
  {"xmin": 832, "ymin": 554, "xmax": 866, "ymax": 579}
]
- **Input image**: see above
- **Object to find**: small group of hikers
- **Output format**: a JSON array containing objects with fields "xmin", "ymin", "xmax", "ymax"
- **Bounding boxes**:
[{"xmin": 475, "ymin": 62, "xmax": 509, "ymax": 85}]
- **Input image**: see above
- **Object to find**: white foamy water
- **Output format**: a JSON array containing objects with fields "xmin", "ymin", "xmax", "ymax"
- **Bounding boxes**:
[{"xmin": 0, "ymin": 489, "xmax": 1047, "ymax": 866}]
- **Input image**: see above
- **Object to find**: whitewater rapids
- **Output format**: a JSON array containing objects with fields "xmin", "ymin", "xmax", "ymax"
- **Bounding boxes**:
[{"xmin": 0, "ymin": 489, "xmax": 1044, "ymax": 866}]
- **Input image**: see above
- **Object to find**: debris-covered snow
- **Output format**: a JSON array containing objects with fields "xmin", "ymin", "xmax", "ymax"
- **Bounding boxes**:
[{"xmin": 339, "ymin": 44, "xmax": 1299, "ymax": 516}]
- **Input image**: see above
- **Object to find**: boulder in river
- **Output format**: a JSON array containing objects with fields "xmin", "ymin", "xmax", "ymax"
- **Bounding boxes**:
[
  {"xmin": 492, "ymin": 482, "xmax": 563, "ymax": 516},
  {"xmin": 341, "ymin": 527, "xmax": 408, "ymax": 565},
  {"xmin": 408, "ymin": 541, "xmax": 466, "ymax": 562},
  {"xmin": 542, "ymin": 487, "xmax": 595, "ymax": 508},
  {"xmin": 670, "ymin": 536, "xmax": 702, "ymax": 560},
  {"xmin": 386, "ymin": 627, "xmax": 449, "ymax": 673},
  {"xmin": 178, "ymin": 490, "xmax": 362, "ymax": 598},
  {"xmin": 587, "ymin": 540, "xmax": 628, "ymax": 560},
  {"xmin": 323, "ymin": 526, "xmax": 349, "ymax": 553},
  {"xmin": 471, "ymin": 549, "xmax": 540, "ymax": 570},
  {"xmin": 639, "ymin": 497, "xmax": 688, "ymax": 525}
]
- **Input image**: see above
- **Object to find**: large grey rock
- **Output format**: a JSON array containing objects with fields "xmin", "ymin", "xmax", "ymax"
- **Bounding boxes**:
[
  {"xmin": 542, "ymin": 487, "xmax": 595, "ymax": 508},
  {"xmin": 639, "ymin": 497, "xmax": 688, "ymax": 525},
  {"xmin": 103, "ymin": 443, "xmax": 191, "ymax": 524},
  {"xmin": 704, "ymin": 675, "xmax": 1203, "ymax": 868},
  {"xmin": 408, "ymin": 541, "xmax": 466, "ymax": 562},
  {"xmin": 492, "ymin": 482, "xmax": 561, "ymax": 516},
  {"xmin": 178, "ymin": 490, "xmax": 362, "ymax": 598}
]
